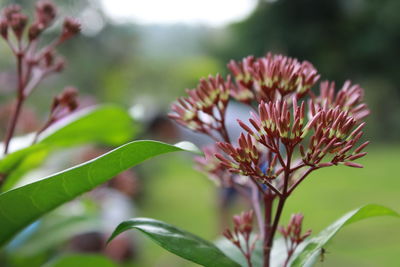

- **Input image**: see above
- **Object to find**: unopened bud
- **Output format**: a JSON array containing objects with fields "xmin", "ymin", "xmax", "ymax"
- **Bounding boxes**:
[
  {"xmin": 344, "ymin": 162, "xmax": 363, "ymax": 168},
  {"xmin": 28, "ymin": 23, "xmax": 43, "ymax": 41},
  {"xmin": 3, "ymin": 4, "xmax": 21, "ymax": 21},
  {"xmin": 43, "ymin": 50, "xmax": 55, "ymax": 67},
  {"xmin": 59, "ymin": 17, "xmax": 81, "ymax": 42},
  {"xmin": 347, "ymin": 152, "xmax": 367, "ymax": 161},
  {"xmin": 35, "ymin": 0, "xmax": 57, "ymax": 27},
  {"xmin": 9, "ymin": 13, "xmax": 28, "ymax": 39},
  {"xmin": 318, "ymin": 162, "xmax": 334, "ymax": 168},
  {"xmin": 57, "ymin": 86, "xmax": 78, "ymax": 111},
  {"xmin": 54, "ymin": 57, "xmax": 65, "ymax": 72}
]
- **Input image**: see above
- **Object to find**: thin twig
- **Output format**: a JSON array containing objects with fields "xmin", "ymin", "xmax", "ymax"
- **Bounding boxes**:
[{"xmin": 3, "ymin": 51, "xmax": 25, "ymax": 154}]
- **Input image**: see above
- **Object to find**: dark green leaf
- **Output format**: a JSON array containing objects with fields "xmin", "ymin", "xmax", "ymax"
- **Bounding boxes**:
[
  {"xmin": 108, "ymin": 218, "xmax": 240, "ymax": 267},
  {"xmin": 291, "ymin": 204, "xmax": 400, "ymax": 267},
  {"xmin": 0, "ymin": 140, "xmax": 195, "ymax": 246}
]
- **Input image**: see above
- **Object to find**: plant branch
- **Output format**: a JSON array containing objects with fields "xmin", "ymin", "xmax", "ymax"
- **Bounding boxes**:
[
  {"xmin": 262, "ymin": 193, "xmax": 274, "ymax": 266},
  {"xmin": 263, "ymin": 145, "xmax": 293, "ymax": 267},
  {"xmin": 3, "ymin": 51, "xmax": 25, "ymax": 154}
]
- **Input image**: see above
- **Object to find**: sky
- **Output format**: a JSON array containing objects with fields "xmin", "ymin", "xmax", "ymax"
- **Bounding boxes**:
[{"xmin": 100, "ymin": 0, "xmax": 258, "ymax": 27}]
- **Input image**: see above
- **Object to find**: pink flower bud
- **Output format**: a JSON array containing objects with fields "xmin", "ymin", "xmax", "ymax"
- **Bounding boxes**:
[
  {"xmin": 59, "ymin": 17, "xmax": 81, "ymax": 43},
  {"xmin": 344, "ymin": 162, "xmax": 363, "ymax": 168}
]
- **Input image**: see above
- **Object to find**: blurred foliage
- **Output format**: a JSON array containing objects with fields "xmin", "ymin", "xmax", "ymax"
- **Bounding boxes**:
[
  {"xmin": 210, "ymin": 0, "xmax": 400, "ymax": 141},
  {"xmin": 1, "ymin": 0, "xmax": 398, "ymax": 141}
]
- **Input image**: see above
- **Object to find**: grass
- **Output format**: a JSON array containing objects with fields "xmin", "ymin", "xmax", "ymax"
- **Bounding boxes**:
[{"xmin": 133, "ymin": 145, "xmax": 400, "ymax": 267}]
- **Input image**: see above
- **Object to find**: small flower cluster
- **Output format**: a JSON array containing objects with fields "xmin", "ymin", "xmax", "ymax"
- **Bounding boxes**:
[
  {"xmin": 1, "ymin": 1, "xmax": 81, "ymax": 154},
  {"xmin": 314, "ymin": 80, "xmax": 369, "ymax": 121},
  {"xmin": 0, "ymin": 1, "xmax": 80, "ymax": 82},
  {"xmin": 301, "ymin": 104, "xmax": 369, "ymax": 168},
  {"xmin": 169, "ymin": 74, "xmax": 231, "ymax": 141},
  {"xmin": 279, "ymin": 213, "xmax": 311, "ymax": 265},
  {"xmin": 223, "ymin": 210, "xmax": 257, "ymax": 266},
  {"xmin": 228, "ymin": 53, "xmax": 320, "ymax": 103},
  {"xmin": 32, "ymin": 87, "xmax": 79, "ymax": 144},
  {"xmin": 240, "ymin": 100, "xmax": 307, "ymax": 148},
  {"xmin": 52, "ymin": 87, "xmax": 79, "ymax": 113}
]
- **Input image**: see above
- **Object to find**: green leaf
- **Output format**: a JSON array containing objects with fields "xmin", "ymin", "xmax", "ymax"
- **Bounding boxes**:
[
  {"xmin": 43, "ymin": 253, "xmax": 118, "ymax": 267},
  {"xmin": 39, "ymin": 105, "xmax": 137, "ymax": 147},
  {"xmin": 108, "ymin": 218, "xmax": 240, "ymax": 267},
  {"xmin": 0, "ymin": 105, "xmax": 137, "ymax": 191},
  {"xmin": 0, "ymin": 140, "xmax": 195, "ymax": 246},
  {"xmin": 2, "ymin": 149, "xmax": 49, "ymax": 191},
  {"xmin": 291, "ymin": 204, "xmax": 400, "ymax": 267}
]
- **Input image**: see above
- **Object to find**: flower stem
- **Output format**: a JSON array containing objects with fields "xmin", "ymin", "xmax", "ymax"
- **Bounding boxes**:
[
  {"xmin": 263, "ymin": 147, "xmax": 293, "ymax": 267},
  {"xmin": 263, "ymin": 193, "xmax": 274, "ymax": 267},
  {"xmin": 3, "ymin": 52, "xmax": 25, "ymax": 155}
]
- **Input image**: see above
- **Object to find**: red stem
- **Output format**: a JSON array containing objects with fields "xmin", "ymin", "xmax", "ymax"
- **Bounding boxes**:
[
  {"xmin": 3, "ymin": 52, "xmax": 25, "ymax": 154},
  {"xmin": 263, "ymin": 146, "xmax": 293, "ymax": 267},
  {"xmin": 244, "ymin": 234, "xmax": 253, "ymax": 267},
  {"xmin": 262, "ymin": 193, "xmax": 274, "ymax": 266},
  {"xmin": 283, "ymin": 248, "xmax": 294, "ymax": 267}
]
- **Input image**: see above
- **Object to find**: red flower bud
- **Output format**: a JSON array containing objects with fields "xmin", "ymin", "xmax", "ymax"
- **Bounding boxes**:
[
  {"xmin": 59, "ymin": 17, "xmax": 81, "ymax": 43},
  {"xmin": 9, "ymin": 12, "xmax": 28, "ymax": 39},
  {"xmin": 35, "ymin": 0, "xmax": 57, "ymax": 28},
  {"xmin": 28, "ymin": 23, "xmax": 43, "ymax": 41}
]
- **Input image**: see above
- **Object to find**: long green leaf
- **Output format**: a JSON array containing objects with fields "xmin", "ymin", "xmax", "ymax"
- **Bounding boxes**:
[
  {"xmin": 108, "ymin": 218, "xmax": 240, "ymax": 267},
  {"xmin": 0, "ymin": 105, "xmax": 137, "ymax": 191},
  {"xmin": 291, "ymin": 204, "xmax": 400, "ymax": 267},
  {"xmin": 0, "ymin": 140, "xmax": 194, "ymax": 246}
]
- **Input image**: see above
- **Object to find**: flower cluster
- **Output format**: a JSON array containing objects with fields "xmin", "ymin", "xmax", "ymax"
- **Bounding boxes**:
[
  {"xmin": 279, "ymin": 213, "xmax": 311, "ymax": 265},
  {"xmin": 223, "ymin": 210, "xmax": 256, "ymax": 266},
  {"xmin": 314, "ymin": 80, "xmax": 369, "ymax": 121},
  {"xmin": 0, "ymin": 1, "xmax": 81, "ymax": 96},
  {"xmin": 33, "ymin": 87, "xmax": 79, "ymax": 144},
  {"xmin": 216, "ymin": 133, "xmax": 281, "ymax": 186},
  {"xmin": 240, "ymin": 100, "xmax": 307, "ymax": 148},
  {"xmin": 51, "ymin": 87, "xmax": 79, "ymax": 118},
  {"xmin": 279, "ymin": 213, "xmax": 311, "ymax": 246},
  {"xmin": 301, "ymin": 104, "xmax": 369, "ymax": 168},
  {"xmin": 170, "ymin": 51, "xmax": 370, "ymax": 266},
  {"xmin": 1, "ymin": 1, "xmax": 81, "ymax": 154},
  {"xmin": 169, "ymin": 74, "xmax": 231, "ymax": 141},
  {"xmin": 228, "ymin": 53, "xmax": 320, "ymax": 103}
]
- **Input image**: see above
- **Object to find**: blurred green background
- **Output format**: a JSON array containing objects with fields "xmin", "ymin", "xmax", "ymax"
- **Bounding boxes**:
[{"xmin": 0, "ymin": 0, "xmax": 399, "ymax": 266}]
